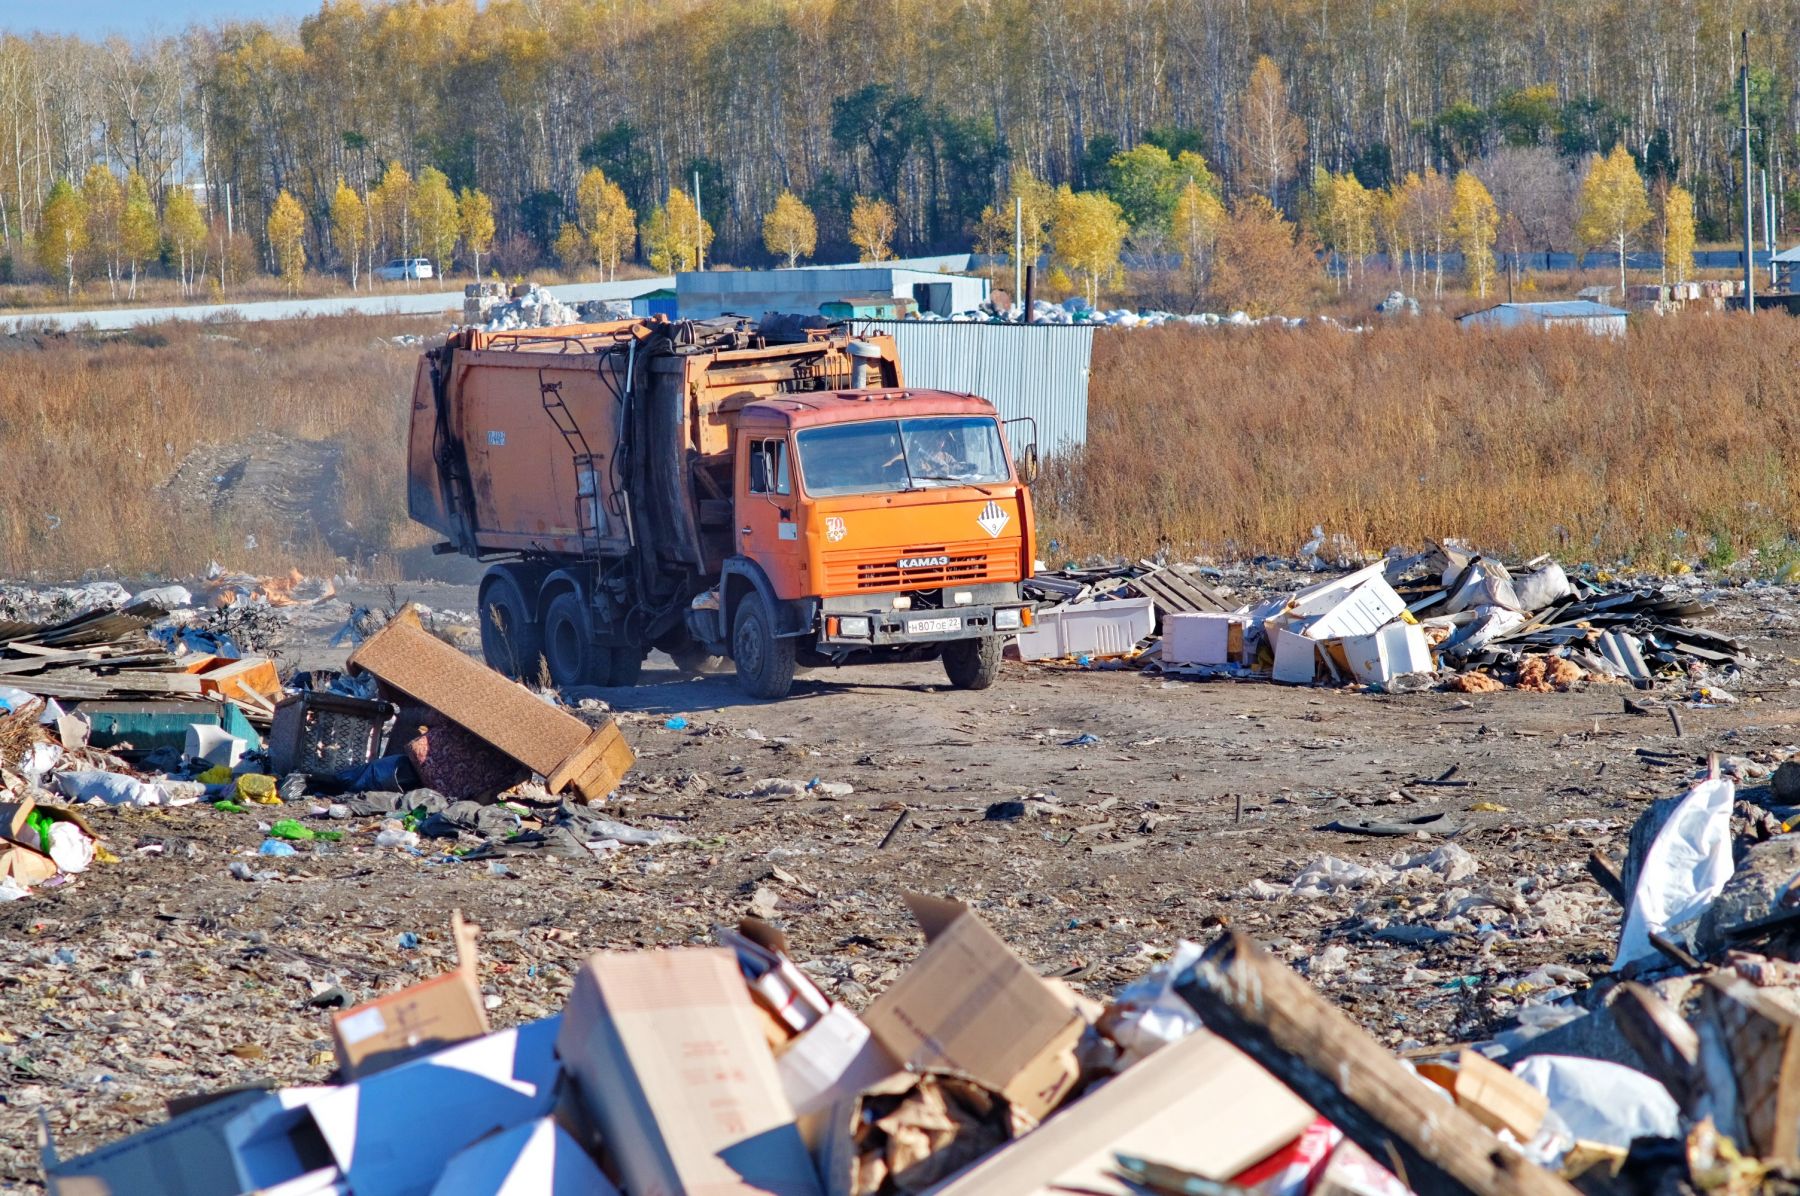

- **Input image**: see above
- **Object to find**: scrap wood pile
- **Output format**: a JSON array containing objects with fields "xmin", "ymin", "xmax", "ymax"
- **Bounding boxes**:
[
  {"xmin": 1023, "ymin": 543, "xmax": 1746, "ymax": 693},
  {"xmin": 52, "ymin": 791, "xmax": 1800, "ymax": 1196}
]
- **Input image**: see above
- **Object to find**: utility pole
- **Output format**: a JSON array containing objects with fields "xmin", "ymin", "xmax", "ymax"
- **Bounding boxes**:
[
  {"xmin": 1764, "ymin": 168, "xmax": 1776, "ymax": 287},
  {"xmin": 693, "ymin": 168, "xmax": 703, "ymax": 272},
  {"xmin": 1013, "ymin": 196, "xmax": 1023, "ymax": 315},
  {"xmin": 1742, "ymin": 30, "xmax": 1756, "ymax": 308}
]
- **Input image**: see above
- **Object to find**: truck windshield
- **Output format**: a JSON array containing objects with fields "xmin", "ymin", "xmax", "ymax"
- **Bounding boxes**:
[{"xmin": 795, "ymin": 416, "xmax": 1010, "ymax": 496}]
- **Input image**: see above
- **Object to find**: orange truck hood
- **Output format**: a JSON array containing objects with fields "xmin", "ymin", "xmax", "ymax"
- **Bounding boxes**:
[{"xmin": 803, "ymin": 485, "xmax": 1034, "ymax": 599}]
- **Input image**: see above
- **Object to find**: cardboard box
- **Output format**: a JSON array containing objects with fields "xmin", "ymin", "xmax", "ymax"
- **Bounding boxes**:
[
  {"xmin": 183, "ymin": 654, "xmax": 284, "ymax": 707},
  {"xmin": 429, "ymin": 1116, "xmax": 619, "ymax": 1195},
  {"xmin": 1162, "ymin": 612, "xmax": 1246, "ymax": 666},
  {"xmin": 927, "ymin": 1028, "xmax": 1317, "ymax": 1195},
  {"xmin": 715, "ymin": 920, "xmax": 899, "ymax": 1123},
  {"xmin": 861, "ymin": 894, "xmax": 1086, "ymax": 1122},
  {"xmin": 330, "ymin": 912, "xmax": 488, "ymax": 1079},
  {"xmin": 556, "ymin": 947, "xmax": 822, "ymax": 1196},
  {"xmin": 1341, "ymin": 623, "xmax": 1432, "ymax": 685}
]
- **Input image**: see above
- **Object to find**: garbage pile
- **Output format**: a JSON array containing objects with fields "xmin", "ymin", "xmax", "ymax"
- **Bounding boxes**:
[
  {"xmin": 476, "ymin": 283, "xmax": 633, "ymax": 331},
  {"xmin": 51, "ymin": 779, "xmax": 1800, "ymax": 1196},
  {"xmin": 1022, "ymin": 543, "xmax": 1747, "ymax": 693},
  {"xmin": 0, "ymin": 601, "xmax": 635, "ymax": 902}
]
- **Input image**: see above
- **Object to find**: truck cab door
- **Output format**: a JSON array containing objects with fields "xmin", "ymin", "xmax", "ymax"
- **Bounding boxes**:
[{"xmin": 737, "ymin": 432, "xmax": 804, "ymax": 598}]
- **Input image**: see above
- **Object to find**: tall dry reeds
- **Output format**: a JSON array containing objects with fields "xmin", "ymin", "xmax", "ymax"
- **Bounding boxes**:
[
  {"xmin": 1041, "ymin": 312, "xmax": 1800, "ymax": 569},
  {"xmin": 0, "ymin": 314, "xmax": 433, "ymax": 579}
]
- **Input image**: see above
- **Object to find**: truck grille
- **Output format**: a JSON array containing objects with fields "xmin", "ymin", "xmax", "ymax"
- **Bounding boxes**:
[{"xmin": 824, "ymin": 544, "xmax": 1012, "ymax": 592}]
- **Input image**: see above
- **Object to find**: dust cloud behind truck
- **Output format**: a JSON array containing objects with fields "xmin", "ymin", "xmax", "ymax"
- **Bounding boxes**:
[{"xmin": 406, "ymin": 317, "xmax": 1038, "ymax": 699}]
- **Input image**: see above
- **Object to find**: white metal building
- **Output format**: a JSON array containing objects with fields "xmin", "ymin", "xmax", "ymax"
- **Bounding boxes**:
[
  {"xmin": 675, "ymin": 262, "xmax": 989, "ymax": 320},
  {"xmin": 1456, "ymin": 300, "xmax": 1629, "ymax": 336}
]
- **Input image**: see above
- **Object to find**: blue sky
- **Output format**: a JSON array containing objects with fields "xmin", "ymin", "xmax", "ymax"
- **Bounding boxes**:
[{"xmin": 7, "ymin": 1, "xmax": 328, "ymax": 35}]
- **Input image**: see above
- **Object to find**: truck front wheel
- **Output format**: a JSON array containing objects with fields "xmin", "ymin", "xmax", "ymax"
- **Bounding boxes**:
[
  {"xmin": 731, "ymin": 593, "xmax": 796, "ymax": 700},
  {"xmin": 542, "ymin": 592, "xmax": 604, "ymax": 689},
  {"xmin": 942, "ymin": 635, "xmax": 1003, "ymax": 690}
]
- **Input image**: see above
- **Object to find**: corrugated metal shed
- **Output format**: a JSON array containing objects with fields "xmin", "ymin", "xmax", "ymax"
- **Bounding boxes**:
[
  {"xmin": 855, "ymin": 320, "xmax": 1093, "ymax": 452},
  {"xmin": 1457, "ymin": 300, "xmax": 1629, "ymax": 335}
]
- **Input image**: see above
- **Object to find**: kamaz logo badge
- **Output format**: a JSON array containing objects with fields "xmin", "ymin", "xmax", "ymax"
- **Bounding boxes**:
[
  {"xmin": 898, "ymin": 555, "xmax": 951, "ymax": 569},
  {"xmin": 977, "ymin": 500, "xmax": 1010, "ymax": 538}
]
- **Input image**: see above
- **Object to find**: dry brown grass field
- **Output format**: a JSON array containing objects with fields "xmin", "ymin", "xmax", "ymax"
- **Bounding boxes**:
[
  {"xmin": 6, "ymin": 309, "xmax": 1800, "ymax": 582},
  {"xmin": 1039, "ymin": 311, "xmax": 1800, "ymax": 572},
  {"xmin": 0, "ymin": 314, "xmax": 435, "ymax": 580}
]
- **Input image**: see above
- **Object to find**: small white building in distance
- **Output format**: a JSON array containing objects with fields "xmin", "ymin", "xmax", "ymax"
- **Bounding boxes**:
[
  {"xmin": 1456, "ymin": 300, "xmax": 1629, "ymax": 336},
  {"xmin": 675, "ymin": 256, "xmax": 989, "ymax": 320}
]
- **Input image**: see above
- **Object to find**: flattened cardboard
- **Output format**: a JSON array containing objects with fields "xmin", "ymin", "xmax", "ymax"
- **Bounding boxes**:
[
  {"xmin": 330, "ymin": 912, "xmax": 488, "ymax": 1079},
  {"xmin": 861, "ymin": 894, "xmax": 1085, "ymax": 1122},
  {"xmin": 925, "ymin": 1029, "xmax": 1316, "ymax": 1195},
  {"xmin": 556, "ymin": 947, "xmax": 822, "ymax": 1196},
  {"xmin": 348, "ymin": 606, "xmax": 632, "ymax": 801},
  {"xmin": 428, "ymin": 1116, "xmax": 620, "ymax": 1196}
]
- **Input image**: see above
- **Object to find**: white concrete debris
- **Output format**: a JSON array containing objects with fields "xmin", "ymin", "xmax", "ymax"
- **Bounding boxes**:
[{"xmin": 480, "ymin": 284, "xmax": 632, "ymax": 332}]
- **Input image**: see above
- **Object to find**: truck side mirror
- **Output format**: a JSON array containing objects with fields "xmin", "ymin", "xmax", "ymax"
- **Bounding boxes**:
[{"xmin": 1021, "ymin": 444, "xmax": 1040, "ymax": 486}]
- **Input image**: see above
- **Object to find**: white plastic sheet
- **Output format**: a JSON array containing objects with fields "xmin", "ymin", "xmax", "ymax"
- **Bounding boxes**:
[
  {"xmin": 1102, "ymin": 939, "xmax": 1206, "ymax": 1068},
  {"xmin": 1512, "ymin": 1055, "xmax": 1680, "ymax": 1150},
  {"xmin": 1615, "ymin": 777, "xmax": 1736, "ymax": 968}
]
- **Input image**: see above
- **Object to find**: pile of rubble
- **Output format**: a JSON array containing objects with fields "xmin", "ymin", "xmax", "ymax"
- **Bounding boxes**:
[
  {"xmin": 1022, "ymin": 543, "xmax": 1746, "ymax": 694},
  {"xmin": 0, "ymin": 592, "xmax": 635, "ymax": 903},
  {"xmin": 467, "ymin": 282, "xmax": 633, "ymax": 331}
]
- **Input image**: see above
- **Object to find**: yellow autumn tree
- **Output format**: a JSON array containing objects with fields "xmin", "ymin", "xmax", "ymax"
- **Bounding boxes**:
[
  {"xmin": 81, "ymin": 164, "xmax": 123, "ymax": 297},
  {"xmin": 1449, "ymin": 171, "xmax": 1499, "ymax": 299},
  {"xmin": 1049, "ymin": 186, "xmax": 1128, "ymax": 307},
  {"xmin": 369, "ymin": 160, "xmax": 414, "ymax": 269},
  {"xmin": 1663, "ymin": 184, "xmax": 1695, "ymax": 286},
  {"xmin": 458, "ymin": 187, "xmax": 495, "ymax": 279},
  {"xmin": 641, "ymin": 187, "xmax": 712, "ymax": 273},
  {"xmin": 330, "ymin": 178, "xmax": 367, "ymax": 288},
  {"xmin": 1170, "ymin": 176, "xmax": 1226, "ymax": 300},
  {"xmin": 163, "ymin": 186, "xmax": 207, "ymax": 296},
  {"xmin": 120, "ymin": 170, "xmax": 159, "ymax": 298},
  {"xmin": 848, "ymin": 195, "xmax": 897, "ymax": 262},
  {"xmin": 1576, "ymin": 144, "xmax": 1652, "ymax": 295},
  {"xmin": 762, "ymin": 191, "xmax": 817, "ymax": 267},
  {"xmin": 267, "ymin": 188, "xmax": 307, "ymax": 292},
  {"xmin": 38, "ymin": 178, "xmax": 88, "ymax": 299},
  {"xmin": 1309, "ymin": 169, "xmax": 1376, "ymax": 291},
  {"xmin": 411, "ymin": 166, "xmax": 459, "ymax": 276},
  {"xmin": 576, "ymin": 168, "xmax": 634, "ymax": 279}
]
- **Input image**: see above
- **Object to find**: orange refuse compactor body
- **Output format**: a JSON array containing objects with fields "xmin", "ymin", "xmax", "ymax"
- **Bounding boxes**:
[{"xmin": 407, "ymin": 317, "xmax": 1037, "ymax": 698}]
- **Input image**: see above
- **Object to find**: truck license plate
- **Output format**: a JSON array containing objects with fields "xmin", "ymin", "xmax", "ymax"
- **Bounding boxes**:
[{"xmin": 910, "ymin": 617, "xmax": 962, "ymax": 634}]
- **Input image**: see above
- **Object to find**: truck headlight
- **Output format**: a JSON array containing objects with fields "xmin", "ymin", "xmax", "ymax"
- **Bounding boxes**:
[
  {"xmin": 995, "ymin": 608, "xmax": 1023, "ymax": 631},
  {"xmin": 837, "ymin": 616, "xmax": 872, "ymax": 638}
]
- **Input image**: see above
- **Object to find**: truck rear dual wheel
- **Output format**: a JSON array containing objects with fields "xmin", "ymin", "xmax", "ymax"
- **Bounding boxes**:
[
  {"xmin": 478, "ymin": 569, "xmax": 543, "ymax": 681},
  {"xmin": 732, "ymin": 593, "xmax": 796, "ymax": 700},
  {"xmin": 942, "ymin": 635, "xmax": 1004, "ymax": 690},
  {"xmin": 543, "ymin": 593, "xmax": 648, "ymax": 688}
]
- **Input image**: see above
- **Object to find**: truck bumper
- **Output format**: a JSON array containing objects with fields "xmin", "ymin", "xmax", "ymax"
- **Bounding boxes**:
[{"xmin": 815, "ymin": 602, "xmax": 1029, "ymax": 648}]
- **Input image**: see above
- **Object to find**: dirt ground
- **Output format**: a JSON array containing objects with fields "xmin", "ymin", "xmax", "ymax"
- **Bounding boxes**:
[{"xmin": 3, "ymin": 571, "xmax": 1796, "ymax": 1189}]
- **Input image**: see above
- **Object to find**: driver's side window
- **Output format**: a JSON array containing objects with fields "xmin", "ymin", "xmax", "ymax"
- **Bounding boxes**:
[{"xmin": 749, "ymin": 438, "xmax": 790, "ymax": 495}]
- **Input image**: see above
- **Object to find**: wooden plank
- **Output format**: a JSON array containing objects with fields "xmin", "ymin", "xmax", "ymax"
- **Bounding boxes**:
[
  {"xmin": 1175, "ymin": 932, "xmax": 1581, "ymax": 1196},
  {"xmin": 1613, "ymin": 982, "xmax": 1703, "ymax": 1117},
  {"xmin": 1453, "ymin": 1049, "xmax": 1547, "ymax": 1141},
  {"xmin": 1586, "ymin": 849, "xmax": 1627, "ymax": 906}
]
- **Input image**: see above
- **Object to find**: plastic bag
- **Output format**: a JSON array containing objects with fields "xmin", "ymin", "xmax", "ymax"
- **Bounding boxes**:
[
  {"xmin": 1615, "ymin": 778, "xmax": 1735, "ymax": 968},
  {"xmin": 1512, "ymin": 1055, "xmax": 1680, "ymax": 1151},
  {"xmin": 55, "ymin": 770, "xmax": 164, "ymax": 807},
  {"xmin": 1098, "ymin": 940, "xmax": 1207, "ymax": 1068}
]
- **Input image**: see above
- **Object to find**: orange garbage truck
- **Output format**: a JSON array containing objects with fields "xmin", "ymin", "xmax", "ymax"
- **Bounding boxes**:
[{"xmin": 406, "ymin": 317, "xmax": 1039, "ymax": 699}]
